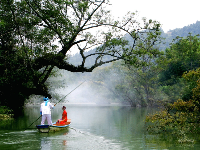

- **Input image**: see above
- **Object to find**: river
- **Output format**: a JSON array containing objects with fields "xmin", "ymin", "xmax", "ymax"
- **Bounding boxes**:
[{"xmin": 0, "ymin": 104, "xmax": 200, "ymax": 150}]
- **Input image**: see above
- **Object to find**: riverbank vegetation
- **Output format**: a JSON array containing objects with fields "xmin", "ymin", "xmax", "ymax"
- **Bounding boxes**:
[{"xmin": 145, "ymin": 35, "xmax": 200, "ymax": 142}]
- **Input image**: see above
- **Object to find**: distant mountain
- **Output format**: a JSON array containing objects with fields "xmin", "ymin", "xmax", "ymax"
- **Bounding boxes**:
[
  {"xmin": 159, "ymin": 21, "xmax": 200, "ymax": 50},
  {"xmin": 168, "ymin": 21, "xmax": 200, "ymax": 38}
]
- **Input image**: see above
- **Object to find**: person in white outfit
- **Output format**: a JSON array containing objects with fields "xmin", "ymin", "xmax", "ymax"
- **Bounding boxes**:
[{"xmin": 40, "ymin": 97, "xmax": 54, "ymax": 125}]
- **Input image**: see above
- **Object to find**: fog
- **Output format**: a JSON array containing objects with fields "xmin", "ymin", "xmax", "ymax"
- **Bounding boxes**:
[
  {"xmin": 26, "ymin": 61, "xmax": 130, "ymax": 106},
  {"xmin": 55, "ymin": 81, "xmax": 99, "ymax": 104},
  {"xmin": 51, "ymin": 67, "xmax": 125, "ymax": 106}
]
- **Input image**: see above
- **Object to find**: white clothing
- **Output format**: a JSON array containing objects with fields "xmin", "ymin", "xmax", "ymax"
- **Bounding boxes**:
[
  {"xmin": 40, "ymin": 102, "xmax": 54, "ymax": 115},
  {"xmin": 41, "ymin": 114, "xmax": 52, "ymax": 125}
]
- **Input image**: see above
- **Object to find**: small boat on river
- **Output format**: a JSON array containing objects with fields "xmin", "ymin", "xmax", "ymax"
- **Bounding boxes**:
[{"xmin": 36, "ymin": 119, "xmax": 71, "ymax": 133}]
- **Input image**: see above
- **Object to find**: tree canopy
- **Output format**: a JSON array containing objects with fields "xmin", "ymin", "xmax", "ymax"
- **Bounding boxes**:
[{"xmin": 0, "ymin": 0, "xmax": 160, "ymax": 112}]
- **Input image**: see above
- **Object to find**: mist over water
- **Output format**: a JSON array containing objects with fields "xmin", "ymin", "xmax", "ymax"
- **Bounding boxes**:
[
  {"xmin": 55, "ymin": 81, "xmax": 116, "ymax": 105},
  {"xmin": 56, "ymin": 82, "xmax": 97, "ymax": 104},
  {"xmin": 52, "ymin": 67, "xmax": 125, "ymax": 105}
]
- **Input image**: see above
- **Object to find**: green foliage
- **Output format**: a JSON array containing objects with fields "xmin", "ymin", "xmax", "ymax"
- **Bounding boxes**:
[
  {"xmin": 0, "ymin": 0, "xmax": 67, "ymax": 112},
  {"xmin": 118, "ymin": 30, "xmax": 164, "ymax": 106},
  {"xmin": 0, "ymin": 106, "xmax": 13, "ymax": 114},
  {"xmin": 159, "ymin": 34, "xmax": 200, "ymax": 84},
  {"xmin": 0, "ymin": 106, "xmax": 13, "ymax": 126},
  {"xmin": 146, "ymin": 101, "xmax": 200, "ymax": 133},
  {"xmin": 102, "ymin": 60, "xmax": 162, "ymax": 107},
  {"xmin": 0, "ymin": 0, "xmax": 69, "ymax": 110},
  {"xmin": 145, "ymin": 107, "xmax": 200, "ymax": 145},
  {"xmin": 146, "ymin": 69, "xmax": 200, "ymax": 142},
  {"xmin": 123, "ymin": 30, "xmax": 163, "ymax": 68},
  {"xmin": 157, "ymin": 34, "xmax": 200, "ymax": 103},
  {"xmin": 170, "ymin": 99, "xmax": 197, "ymax": 113},
  {"xmin": 182, "ymin": 68, "xmax": 200, "ymax": 109}
]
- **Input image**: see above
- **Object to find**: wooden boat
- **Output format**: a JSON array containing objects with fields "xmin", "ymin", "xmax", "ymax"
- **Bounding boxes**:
[{"xmin": 36, "ymin": 119, "xmax": 71, "ymax": 133}]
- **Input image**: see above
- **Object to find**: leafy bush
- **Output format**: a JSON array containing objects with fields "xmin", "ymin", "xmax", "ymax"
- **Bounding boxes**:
[{"xmin": 0, "ymin": 106, "xmax": 13, "ymax": 114}]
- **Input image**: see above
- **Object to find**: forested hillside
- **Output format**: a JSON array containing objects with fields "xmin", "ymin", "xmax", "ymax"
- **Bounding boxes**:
[
  {"xmin": 159, "ymin": 21, "xmax": 200, "ymax": 50},
  {"xmin": 168, "ymin": 21, "xmax": 200, "ymax": 37}
]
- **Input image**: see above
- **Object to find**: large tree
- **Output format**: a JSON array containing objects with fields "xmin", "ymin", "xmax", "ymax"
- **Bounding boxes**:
[{"xmin": 0, "ymin": 0, "xmax": 160, "ymax": 111}]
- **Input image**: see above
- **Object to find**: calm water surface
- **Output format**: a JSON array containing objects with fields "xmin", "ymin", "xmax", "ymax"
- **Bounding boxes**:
[{"xmin": 0, "ymin": 104, "xmax": 200, "ymax": 150}]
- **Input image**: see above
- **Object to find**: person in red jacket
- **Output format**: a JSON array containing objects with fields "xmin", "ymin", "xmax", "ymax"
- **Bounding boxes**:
[{"xmin": 57, "ymin": 106, "xmax": 67, "ymax": 125}]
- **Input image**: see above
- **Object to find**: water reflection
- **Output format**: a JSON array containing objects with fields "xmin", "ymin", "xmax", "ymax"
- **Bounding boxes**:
[
  {"xmin": 63, "ymin": 132, "xmax": 68, "ymax": 146},
  {"xmin": 40, "ymin": 138, "xmax": 51, "ymax": 150}
]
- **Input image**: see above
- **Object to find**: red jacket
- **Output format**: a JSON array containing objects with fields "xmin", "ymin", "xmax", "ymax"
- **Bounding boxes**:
[{"xmin": 60, "ymin": 110, "xmax": 67, "ymax": 124}]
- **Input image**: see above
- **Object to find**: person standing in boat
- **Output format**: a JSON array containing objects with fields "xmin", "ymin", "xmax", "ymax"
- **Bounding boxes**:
[
  {"xmin": 40, "ymin": 97, "xmax": 54, "ymax": 125},
  {"xmin": 56, "ymin": 106, "xmax": 67, "ymax": 125}
]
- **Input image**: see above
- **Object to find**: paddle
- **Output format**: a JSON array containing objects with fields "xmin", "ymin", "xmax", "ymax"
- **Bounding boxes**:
[{"xmin": 25, "ymin": 80, "xmax": 85, "ymax": 130}]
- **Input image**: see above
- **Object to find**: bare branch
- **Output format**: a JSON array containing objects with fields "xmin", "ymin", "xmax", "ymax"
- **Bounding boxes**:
[
  {"xmin": 82, "ymin": 23, "xmax": 133, "ymax": 35},
  {"xmin": 72, "ymin": 39, "xmax": 86, "ymax": 45},
  {"xmin": 84, "ymin": 52, "xmax": 122, "ymax": 60},
  {"xmin": 80, "ymin": 0, "xmax": 105, "ymax": 30},
  {"xmin": 71, "ymin": 2, "xmax": 81, "ymax": 19}
]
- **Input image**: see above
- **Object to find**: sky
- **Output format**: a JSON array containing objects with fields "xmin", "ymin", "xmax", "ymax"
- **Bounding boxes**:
[{"xmin": 108, "ymin": 0, "xmax": 200, "ymax": 33}]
